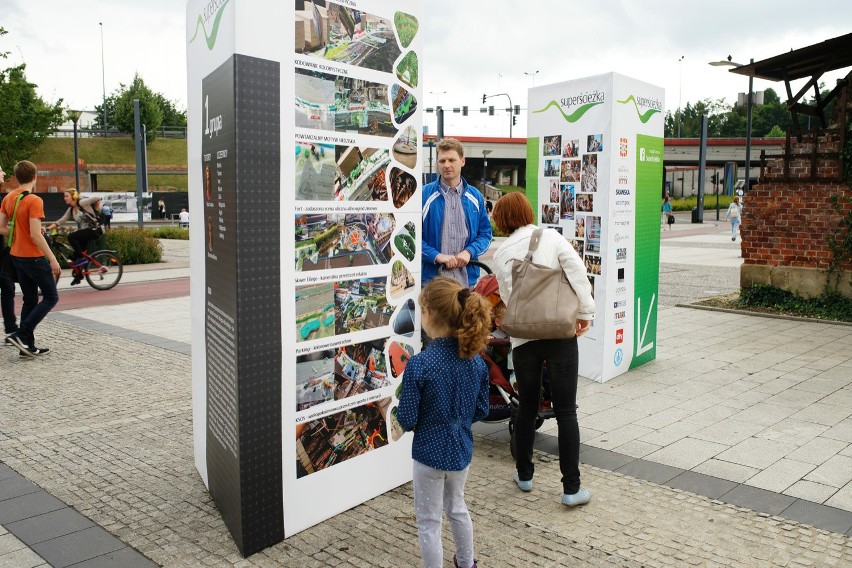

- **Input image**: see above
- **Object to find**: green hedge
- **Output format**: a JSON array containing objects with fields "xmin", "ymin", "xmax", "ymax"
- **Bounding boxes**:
[
  {"xmin": 148, "ymin": 226, "xmax": 189, "ymax": 240},
  {"xmin": 103, "ymin": 228, "xmax": 163, "ymax": 265}
]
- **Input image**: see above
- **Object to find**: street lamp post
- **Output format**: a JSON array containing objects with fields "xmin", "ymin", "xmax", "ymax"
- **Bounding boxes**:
[
  {"xmin": 677, "ymin": 56, "xmax": 685, "ymax": 138},
  {"xmin": 68, "ymin": 110, "xmax": 83, "ymax": 191},
  {"xmin": 524, "ymin": 70, "xmax": 539, "ymax": 86},
  {"xmin": 709, "ymin": 56, "xmax": 754, "ymax": 194},
  {"xmin": 481, "ymin": 149, "xmax": 492, "ymax": 187},
  {"xmin": 99, "ymin": 22, "xmax": 107, "ymax": 132}
]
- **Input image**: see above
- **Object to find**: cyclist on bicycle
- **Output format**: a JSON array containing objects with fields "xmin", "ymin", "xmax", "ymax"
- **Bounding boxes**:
[{"xmin": 47, "ymin": 189, "xmax": 103, "ymax": 285}]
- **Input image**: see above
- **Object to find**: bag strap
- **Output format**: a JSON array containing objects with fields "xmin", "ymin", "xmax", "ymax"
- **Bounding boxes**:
[
  {"xmin": 524, "ymin": 228, "xmax": 544, "ymax": 262},
  {"xmin": 6, "ymin": 192, "xmax": 30, "ymax": 248}
]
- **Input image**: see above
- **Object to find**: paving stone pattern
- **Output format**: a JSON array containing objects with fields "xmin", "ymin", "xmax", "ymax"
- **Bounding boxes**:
[{"xmin": 2, "ymin": 320, "xmax": 851, "ymax": 566}]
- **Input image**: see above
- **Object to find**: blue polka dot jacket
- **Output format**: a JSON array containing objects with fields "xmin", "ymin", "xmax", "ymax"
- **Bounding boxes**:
[{"xmin": 397, "ymin": 337, "xmax": 490, "ymax": 471}]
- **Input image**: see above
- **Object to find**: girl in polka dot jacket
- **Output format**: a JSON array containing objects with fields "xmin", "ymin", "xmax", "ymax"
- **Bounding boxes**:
[{"xmin": 398, "ymin": 277, "xmax": 492, "ymax": 568}]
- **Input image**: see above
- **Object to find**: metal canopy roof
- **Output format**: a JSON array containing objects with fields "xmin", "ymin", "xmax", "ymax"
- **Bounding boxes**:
[{"xmin": 729, "ymin": 33, "xmax": 852, "ymax": 82}]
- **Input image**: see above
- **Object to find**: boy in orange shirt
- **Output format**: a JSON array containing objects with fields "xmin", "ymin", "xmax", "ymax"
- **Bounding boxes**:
[{"xmin": 0, "ymin": 161, "xmax": 61, "ymax": 356}]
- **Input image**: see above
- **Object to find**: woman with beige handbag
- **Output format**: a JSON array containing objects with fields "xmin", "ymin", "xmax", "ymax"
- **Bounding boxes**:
[{"xmin": 491, "ymin": 193, "xmax": 595, "ymax": 507}]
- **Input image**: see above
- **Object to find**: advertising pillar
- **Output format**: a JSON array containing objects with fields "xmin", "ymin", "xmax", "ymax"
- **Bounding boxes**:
[
  {"xmin": 527, "ymin": 73, "xmax": 664, "ymax": 382},
  {"xmin": 187, "ymin": 0, "xmax": 422, "ymax": 555}
]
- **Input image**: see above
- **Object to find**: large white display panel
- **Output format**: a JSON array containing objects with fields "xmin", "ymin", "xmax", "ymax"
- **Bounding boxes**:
[
  {"xmin": 187, "ymin": 0, "xmax": 422, "ymax": 555},
  {"xmin": 527, "ymin": 73, "xmax": 664, "ymax": 383}
]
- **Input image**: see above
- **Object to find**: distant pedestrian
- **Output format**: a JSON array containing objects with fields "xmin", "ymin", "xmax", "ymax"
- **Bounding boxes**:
[
  {"xmin": 100, "ymin": 201, "xmax": 113, "ymax": 229},
  {"xmin": 726, "ymin": 196, "xmax": 742, "ymax": 241},
  {"xmin": 661, "ymin": 196, "xmax": 673, "ymax": 231},
  {"xmin": 0, "ymin": 161, "xmax": 61, "ymax": 356},
  {"xmin": 397, "ymin": 278, "xmax": 491, "ymax": 568},
  {"xmin": 179, "ymin": 208, "xmax": 189, "ymax": 228},
  {"xmin": 158, "ymin": 198, "xmax": 167, "ymax": 220},
  {"xmin": 0, "ymin": 165, "xmax": 19, "ymax": 338}
]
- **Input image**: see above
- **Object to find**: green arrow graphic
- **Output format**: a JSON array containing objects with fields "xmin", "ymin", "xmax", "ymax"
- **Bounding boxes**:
[
  {"xmin": 532, "ymin": 100, "xmax": 603, "ymax": 123},
  {"xmin": 617, "ymin": 95, "xmax": 661, "ymax": 124},
  {"xmin": 189, "ymin": 0, "xmax": 231, "ymax": 50}
]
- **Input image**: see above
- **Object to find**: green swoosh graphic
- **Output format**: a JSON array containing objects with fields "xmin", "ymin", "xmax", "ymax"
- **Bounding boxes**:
[
  {"xmin": 533, "ymin": 100, "xmax": 603, "ymax": 123},
  {"xmin": 617, "ymin": 95, "xmax": 661, "ymax": 124},
  {"xmin": 189, "ymin": 0, "xmax": 230, "ymax": 50}
]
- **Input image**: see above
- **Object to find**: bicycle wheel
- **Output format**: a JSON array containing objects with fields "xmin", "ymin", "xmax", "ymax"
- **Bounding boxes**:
[{"xmin": 84, "ymin": 250, "xmax": 123, "ymax": 290}]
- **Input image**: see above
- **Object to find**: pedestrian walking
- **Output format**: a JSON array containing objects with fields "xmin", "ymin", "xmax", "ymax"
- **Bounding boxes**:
[
  {"xmin": 726, "ymin": 196, "xmax": 743, "ymax": 241},
  {"xmin": 397, "ymin": 278, "xmax": 491, "ymax": 568},
  {"xmin": 0, "ymin": 161, "xmax": 61, "ymax": 356}
]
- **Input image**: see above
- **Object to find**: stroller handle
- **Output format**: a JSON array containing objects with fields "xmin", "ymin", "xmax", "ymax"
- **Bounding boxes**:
[{"xmin": 467, "ymin": 260, "xmax": 493, "ymax": 275}]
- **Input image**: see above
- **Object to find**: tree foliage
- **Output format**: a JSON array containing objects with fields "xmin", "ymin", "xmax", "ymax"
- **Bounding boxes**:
[
  {"xmin": 0, "ymin": 27, "xmax": 65, "ymax": 171},
  {"xmin": 92, "ymin": 75, "xmax": 186, "ymax": 136},
  {"xmin": 666, "ymin": 83, "xmax": 841, "ymax": 140}
]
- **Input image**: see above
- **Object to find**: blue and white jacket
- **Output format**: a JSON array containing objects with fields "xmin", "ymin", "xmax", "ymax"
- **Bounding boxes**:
[{"xmin": 421, "ymin": 177, "xmax": 493, "ymax": 286}]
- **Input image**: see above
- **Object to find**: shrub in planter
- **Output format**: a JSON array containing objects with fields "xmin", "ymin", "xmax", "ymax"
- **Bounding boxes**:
[{"xmin": 103, "ymin": 227, "xmax": 163, "ymax": 265}]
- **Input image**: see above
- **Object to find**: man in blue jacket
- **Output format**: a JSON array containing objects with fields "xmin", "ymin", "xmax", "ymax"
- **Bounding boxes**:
[{"xmin": 422, "ymin": 138, "xmax": 492, "ymax": 286}]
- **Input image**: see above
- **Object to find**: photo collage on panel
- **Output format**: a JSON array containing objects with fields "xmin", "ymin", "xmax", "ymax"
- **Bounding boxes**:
[
  {"xmin": 541, "ymin": 131, "xmax": 606, "ymax": 299},
  {"xmin": 294, "ymin": 1, "xmax": 420, "ymax": 476}
]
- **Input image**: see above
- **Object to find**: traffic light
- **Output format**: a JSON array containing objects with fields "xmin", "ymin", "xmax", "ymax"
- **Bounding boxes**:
[
  {"xmin": 512, "ymin": 116, "xmax": 517, "ymax": 126},
  {"xmin": 514, "ymin": 104, "xmax": 520, "ymax": 115},
  {"xmin": 488, "ymin": 106, "xmax": 494, "ymax": 116},
  {"xmin": 482, "ymin": 94, "xmax": 487, "ymax": 104},
  {"xmin": 462, "ymin": 106, "xmax": 468, "ymax": 116}
]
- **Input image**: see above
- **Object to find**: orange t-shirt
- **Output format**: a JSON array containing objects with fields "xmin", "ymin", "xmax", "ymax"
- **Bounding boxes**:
[{"xmin": 1, "ymin": 188, "xmax": 45, "ymax": 258}]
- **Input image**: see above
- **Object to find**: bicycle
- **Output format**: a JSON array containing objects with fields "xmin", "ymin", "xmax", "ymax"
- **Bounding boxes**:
[{"xmin": 45, "ymin": 231, "xmax": 123, "ymax": 291}]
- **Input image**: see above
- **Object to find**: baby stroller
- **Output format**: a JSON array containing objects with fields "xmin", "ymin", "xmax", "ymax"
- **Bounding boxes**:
[{"xmin": 469, "ymin": 261, "xmax": 554, "ymax": 455}]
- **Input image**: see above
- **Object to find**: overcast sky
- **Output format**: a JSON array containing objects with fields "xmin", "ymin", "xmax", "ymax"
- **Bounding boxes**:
[{"xmin": 3, "ymin": 0, "xmax": 851, "ymax": 137}]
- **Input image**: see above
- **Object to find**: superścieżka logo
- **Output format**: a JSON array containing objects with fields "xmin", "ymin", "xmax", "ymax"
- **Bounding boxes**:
[
  {"xmin": 189, "ymin": 0, "xmax": 230, "ymax": 50},
  {"xmin": 533, "ymin": 90, "xmax": 605, "ymax": 123}
]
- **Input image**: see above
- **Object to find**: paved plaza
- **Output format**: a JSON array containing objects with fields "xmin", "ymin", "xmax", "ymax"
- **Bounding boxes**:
[{"xmin": 2, "ymin": 215, "xmax": 852, "ymax": 566}]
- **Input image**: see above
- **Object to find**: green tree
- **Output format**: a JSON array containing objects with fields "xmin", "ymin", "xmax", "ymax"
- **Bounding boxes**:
[
  {"xmin": 152, "ymin": 92, "xmax": 187, "ymax": 128},
  {"xmin": 111, "ymin": 74, "xmax": 164, "ymax": 144},
  {"xmin": 0, "ymin": 27, "xmax": 65, "ymax": 170}
]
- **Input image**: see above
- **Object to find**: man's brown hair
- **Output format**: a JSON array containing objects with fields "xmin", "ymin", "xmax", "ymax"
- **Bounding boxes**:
[
  {"xmin": 436, "ymin": 137, "xmax": 465, "ymax": 158},
  {"xmin": 13, "ymin": 160, "xmax": 37, "ymax": 184},
  {"xmin": 492, "ymin": 192, "xmax": 534, "ymax": 235}
]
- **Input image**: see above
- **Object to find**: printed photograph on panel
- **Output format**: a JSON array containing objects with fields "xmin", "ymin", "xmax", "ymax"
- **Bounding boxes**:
[
  {"xmin": 393, "ymin": 11, "xmax": 418, "ymax": 48},
  {"xmin": 575, "ymin": 216, "xmax": 585, "ymax": 238},
  {"xmin": 587, "ymin": 134, "xmax": 603, "ymax": 152},
  {"xmin": 389, "ymin": 260, "xmax": 415, "ymax": 299},
  {"xmin": 562, "ymin": 139, "xmax": 579, "ymax": 158},
  {"xmin": 543, "ymin": 135, "xmax": 561, "ymax": 156},
  {"xmin": 296, "ymin": 1, "xmax": 401, "ymax": 74},
  {"xmin": 296, "ymin": 282, "xmax": 336, "ymax": 343},
  {"xmin": 392, "ymin": 126, "xmax": 418, "ymax": 169},
  {"xmin": 295, "ymin": 141, "xmax": 337, "ymax": 200},
  {"xmin": 560, "ymin": 184, "xmax": 574, "ymax": 220},
  {"xmin": 541, "ymin": 204, "xmax": 559, "ymax": 225},
  {"xmin": 296, "ymin": 338, "xmax": 391, "ymax": 412},
  {"xmin": 560, "ymin": 159, "xmax": 580, "ymax": 182},
  {"xmin": 295, "ymin": 68, "xmax": 394, "ymax": 137},
  {"xmin": 334, "ymin": 277, "xmax": 392, "ymax": 335},
  {"xmin": 584, "ymin": 254, "xmax": 601, "ymax": 276},
  {"xmin": 295, "ymin": 213, "xmax": 395, "ymax": 271},
  {"xmin": 296, "ymin": 397, "xmax": 391, "ymax": 477},
  {"xmin": 388, "ymin": 167, "xmax": 417, "ymax": 208},
  {"xmin": 395, "ymin": 51, "xmax": 418, "ymax": 89},
  {"xmin": 581, "ymin": 154, "xmax": 598, "ymax": 192},
  {"xmin": 576, "ymin": 193, "xmax": 594, "ymax": 212},
  {"xmin": 548, "ymin": 179, "xmax": 559, "ymax": 204},
  {"xmin": 331, "ymin": 144, "xmax": 390, "ymax": 202},
  {"xmin": 570, "ymin": 238, "xmax": 584, "ymax": 258},
  {"xmin": 393, "ymin": 221, "xmax": 417, "ymax": 262},
  {"xmin": 543, "ymin": 159, "xmax": 560, "ymax": 177},
  {"xmin": 391, "ymin": 84, "xmax": 417, "ymax": 125}
]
